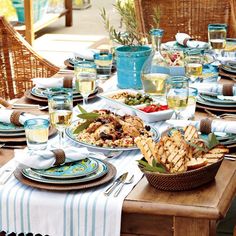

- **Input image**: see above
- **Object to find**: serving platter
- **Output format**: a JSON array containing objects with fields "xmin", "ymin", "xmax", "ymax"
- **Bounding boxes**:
[
  {"xmin": 14, "ymin": 161, "xmax": 116, "ymax": 191},
  {"xmin": 65, "ymin": 122, "xmax": 160, "ymax": 151},
  {"xmin": 22, "ymin": 159, "xmax": 108, "ymax": 184}
]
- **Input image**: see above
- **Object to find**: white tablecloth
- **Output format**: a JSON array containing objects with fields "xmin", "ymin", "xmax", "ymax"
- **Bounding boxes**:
[{"xmin": 0, "ymin": 76, "xmax": 169, "ymax": 236}]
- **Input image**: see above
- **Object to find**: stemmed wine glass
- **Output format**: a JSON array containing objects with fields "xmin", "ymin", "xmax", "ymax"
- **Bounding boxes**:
[
  {"xmin": 74, "ymin": 61, "xmax": 97, "ymax": 108},
  {"xmin": 166, "ymin": 76, "xmax": 189, "ymax": 120},
  {"xmin": 47, "ymin": 88, "xmax": 73, "ymax": 148}
]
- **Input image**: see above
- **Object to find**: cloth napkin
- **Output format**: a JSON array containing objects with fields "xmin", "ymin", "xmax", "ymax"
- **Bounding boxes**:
[
  {"xmin": 166, "ymin": 119, "xmax": 236, "ymax": 134},
  {"xmin": 15, "ymin": 147, "xmax": 106, "ymax": 169},
  {"xmin": 175, "ymin": 33, "xmax": 208, "ymax": 48},
  {"xmin": 74, "ymin": 48, "xmax": 99, "ymax": 60},
  {"xmin": 0, "ymin": 109, "xmax": 48, "ymax": 126},
  {"xmin": 192, "ymin": 83, "xmax": 236, "ymax": 96},
  {"xmin": 32, "ymin": 77, "xmax": 75, "ymax": 89}
]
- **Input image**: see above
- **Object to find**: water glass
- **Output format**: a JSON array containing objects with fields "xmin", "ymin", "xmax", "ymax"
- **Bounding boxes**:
[
  {"xmin": 180, "ymin": 87, "xmax": 198, "ymax": 120},
  {"xmin": 208, "ymin": 24, "xmax": 227, "ymax": 51},
  {"xmin": 74, "ymin": 61, "xmax": 97, "ymax": 107},
  {"xmin": 184, "ymin": 49, "xmax": 203, "ymax": 82},
  {"xmin": 24, "ymin": 118, "xmax": 49, "ymax": 150},
  {"xmin": 94, "ymin": 51, "xmax": 113, "ymax": 80},
  {"xmin": 47, "ymin": 88, "xmax": 73, "ymax": 148},
  {"xmin": 166, "ymin": 76, "xmax": 189, "ymax": 120}
]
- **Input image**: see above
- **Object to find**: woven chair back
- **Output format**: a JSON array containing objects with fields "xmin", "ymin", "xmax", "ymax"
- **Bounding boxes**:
[
  {"xmin": 0, "ymin": 16, "xmax": 60, "ymax": 99},
  {"xmin": 134, "ymin": 0, "xmax": 236, "ymax": 42}
]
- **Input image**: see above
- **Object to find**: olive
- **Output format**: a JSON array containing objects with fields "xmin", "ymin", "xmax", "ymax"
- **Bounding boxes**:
[{"xmin": 145, "ymin": 125, "xmax": 151, "ymax": 131}]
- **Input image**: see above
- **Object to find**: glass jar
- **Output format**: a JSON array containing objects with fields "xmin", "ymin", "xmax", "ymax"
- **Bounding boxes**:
[
  {"xmin": 141, "ymin": 29, "xmax": 170, "ymax": 96},
  {"xmin": 208, "ymin": 24, "xmax": 227, "ymax": 50}
]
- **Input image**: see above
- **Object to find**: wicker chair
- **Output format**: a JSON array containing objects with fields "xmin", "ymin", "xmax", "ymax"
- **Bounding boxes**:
[
  {"xmin": 0, "ymin": 16, "xmax": 60, "ymax": 100},
  {"xmin": 134, "ymin": 0, "xmax": 236, "ymax": 42}
]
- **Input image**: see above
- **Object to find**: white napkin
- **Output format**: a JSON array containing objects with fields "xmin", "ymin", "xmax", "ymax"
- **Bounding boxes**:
[
  {"xmin": 14, "ymin": 147, "xmax": 104, "ymax": 169},
  {"xmin": 175, "ymin": 33, "xmax": 208, "ymax": 48},
  {"xmin": 192, "ymin": 83, "xmax": 236, "ymax": 95},
  {"xmin": 0, "ymin": 109, "xmax": 48, "ymax": 125},
  {"xmin": 32, "ymin": 77, "xmax": 75, "ymax": 89},
  {"xmin": 166, "ymin": 119, "xmax": 236, "ymax": 134},
  {"xmin": 74, "ymin": 48, "xmax": 99, "ymax": 61}
]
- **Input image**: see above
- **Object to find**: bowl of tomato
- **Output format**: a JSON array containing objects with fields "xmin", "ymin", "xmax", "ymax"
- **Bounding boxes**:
[{"xmin": 135, "ymin": 103, "xmax": 174, "ymax": 123}]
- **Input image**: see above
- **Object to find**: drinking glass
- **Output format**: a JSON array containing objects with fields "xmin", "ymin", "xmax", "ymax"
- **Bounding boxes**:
[
  {"xmin": 24, "ymin": 118, "xmax": 49, "ymax": 150},
  {"xmin": 166, "ymin": 76, "xmax": 189, "ymax": 119},
  {"xmin": 184, "ymin": 49, "xmax": 203, "ymax": 82},
  {"xmin": 74, "ymin": 61, "xmax": 97, "ymax": 107},
  {"xmin": 47, "ymin": 88, "xmax": 73, "ymax": 148},
  {"xmin": 208, "ymin": 24, "xmax": 227, "ymax": 56}
]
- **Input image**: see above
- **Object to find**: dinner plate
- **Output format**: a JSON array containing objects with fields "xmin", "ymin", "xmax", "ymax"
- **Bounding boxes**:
[
  {"xmin": 15, "ymin": 160, "xmax": 116, "ymax": 190},
  {"xmin": 0, "ymin": 122, "xmax": 24, "ymax": 133},
  {"xmin": 199, "ymin": 94, "xmax": 236, "ymax": 105},
  {"xmin": 31, "ymin": 158, "xmax": 99, "ymax": 179},
  {"xmin": 22, "ymin": 159, "xmax": 108, "ymax": 184},
  {"xmin": 65, "ymin": 122, "xmax": 160, "ymax": 151},
  {"xmin": 197, "ymin": 96, "xmax": 236, "ymax": 108},
  {"xmin": 31, "ymin": 87, "xmax": 92, "ymax": 99},
  {"xmin": 220, "ymin": 64, "xmax": 236, "ymax": 74},
  {"xmin": 0, "ymin": 131, "xmax": 25, "ymax": 137}
]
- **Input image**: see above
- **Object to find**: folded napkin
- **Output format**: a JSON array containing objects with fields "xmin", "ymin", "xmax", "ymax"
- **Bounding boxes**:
[
  {"xmin": 192, "ymin": 83, "xmax": 236, "ymax": 96},
  {"xmin": 32, "ymin": 77, "xmax": 75, "ymax": 89},
  {"xmin": 175, "ymin": 33, "xmax": 208, "ymax": 48},
  {"xmin": 166, "ymin": 119, "xmax": 236, "ymax": 134},
  {"xmin": 15, "ymin": 147, "xmax": 104, "ymax": 169},
  {"xmin": 0, "ymin": 109, "xmax": 48, "ymax": 126},
  {"xmin": 74, "ymin": 48, "xmax": 99, "ymax": 61}
]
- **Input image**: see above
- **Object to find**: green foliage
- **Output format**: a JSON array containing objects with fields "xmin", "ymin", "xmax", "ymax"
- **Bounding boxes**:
[
  {"xmin": 137, "ymin": 159, "xmax": 166, "ymax": 173},
  {"xmin": 101, "ymin": 0, "xmax": 161, "ymax": 46}
]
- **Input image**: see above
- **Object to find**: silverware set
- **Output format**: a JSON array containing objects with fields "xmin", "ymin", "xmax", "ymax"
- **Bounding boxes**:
[
  {"xmin": 0, "ymin": 168, "xmax": 14, "ymax": 185},
  {"xmin": 204, "ymin": 109, "xmax": 236, "ymax": 120},
  {"xmin": 12, "ymin": 103, "xmax": 48, "ymax": 111},
  {"xmin": 104, "ymin": 172, "xmax": 134, "ymax": 197}
]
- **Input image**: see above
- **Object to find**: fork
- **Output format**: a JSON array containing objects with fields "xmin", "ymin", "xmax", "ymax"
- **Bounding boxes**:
[
  {"xmin": 204, "ymin": 109, "xmax": 236, "ymax": 120},
  {"xmin": 114, "ymin": 174, "xmax": 134, "ymax": 197},
  {"xmin": 0, "ymin": 168, "xmax": 14, "ymax": 184},
  {"xmin": 12, "ymin": 104, "xmax": 48, "ymax": 111}
]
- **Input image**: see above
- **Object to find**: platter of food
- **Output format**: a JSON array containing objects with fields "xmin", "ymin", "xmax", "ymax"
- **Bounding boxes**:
[
  {"xmin": 135, "ymin": 125, "xmax": 229, "ymax": 191},
  {"xmin": 98, "ymin": 89, "xmax": 174, "ymax": 122},
  {"xmin": 65, "ymin": 109, "xmax": 160, "ymax": 151}
]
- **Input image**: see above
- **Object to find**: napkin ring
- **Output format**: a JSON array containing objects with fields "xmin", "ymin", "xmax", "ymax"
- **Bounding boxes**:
[
  {"xmin": 200, "ymin": 118, "xmax": 212, "ymax": 134},
  {"xmin": 63, "ymin": 76, "xmax": 73, "ymax": 88},
  {"xmin": 52, "ymin": 149, "xmax": 66, "ymax": 166},
  {"xmin": 0, "ymin": 98, "xmax": 10, "ymax": 107},
  {"xmin": 222, "ymin": 84, "xmax": 234, "ymax": 96},
  {"xmin": 10, "ymin": 111, "xmax": 23, "ymax": 126}
]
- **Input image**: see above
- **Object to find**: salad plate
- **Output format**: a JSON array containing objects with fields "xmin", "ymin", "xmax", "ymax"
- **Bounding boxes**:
[
  {"xmin": 199, "ymin": 94, "xmax": 236, "ymax": 105},
  {"xmin": 162, "ymin": 40, "xmax": 209, "ymax": 50},
  {"xmin": 21, "ymin": 159, "xmax": 108, "ymax": 185},
  {"xmin": 0, "ymin": 122, "xmax": 24, "ymax": 133},
  {"xmin": 197, "ymin": 96, "xmax": 236, "ymax": 108},
  {"xmin": 31, "ymin": 158, "xmax": 99, "ymax": 179}
]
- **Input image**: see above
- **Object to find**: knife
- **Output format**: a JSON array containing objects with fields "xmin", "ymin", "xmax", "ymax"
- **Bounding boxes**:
[{"xmin": 104, "ymin": 172, "xmax": 128, "ymax": 196}]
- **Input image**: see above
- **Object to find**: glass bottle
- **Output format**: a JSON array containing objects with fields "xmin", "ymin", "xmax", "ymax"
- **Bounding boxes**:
[{"xmin": 141, "ymin": 29, "xmax": 170, "ymax": 96}]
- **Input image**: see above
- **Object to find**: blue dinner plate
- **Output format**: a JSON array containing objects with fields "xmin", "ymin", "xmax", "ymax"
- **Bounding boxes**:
[{"xmin": 0, "ymin": 122, "xmax": 24, "ymax": 133}]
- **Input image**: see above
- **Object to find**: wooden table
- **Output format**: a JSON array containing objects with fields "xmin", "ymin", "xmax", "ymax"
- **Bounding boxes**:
[{"xmin": 0, "ymin": 90, "xmax": 235, "ymax": 236}]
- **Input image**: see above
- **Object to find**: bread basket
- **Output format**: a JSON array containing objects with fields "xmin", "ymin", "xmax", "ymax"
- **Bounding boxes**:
[{"xmin": 139, "ymin": 158, "xmax": 223, "ymax": 191}]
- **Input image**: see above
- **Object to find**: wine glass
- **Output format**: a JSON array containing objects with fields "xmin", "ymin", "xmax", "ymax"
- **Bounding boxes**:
[
  {"xmin": 47, "ymin": 88, "xmax": 73, "ymax": 148},
  {"xmin": 74, "ymin": 61, "xmax": 97, "ymax": 108},
  {"xmin": 166, "ymin": 76, "xmax": 189, "ymax": 120}
]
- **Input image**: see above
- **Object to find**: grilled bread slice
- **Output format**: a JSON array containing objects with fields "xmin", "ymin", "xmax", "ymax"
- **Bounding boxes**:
[
  {"xmin": 187, "ymin": 157, "xmax": 208, "ymax": 170},
  {"xmin": 184, "ymin": 125, "xmax": 199, "ymax": 142},
  {"xmin": 203, "ymin": 145, "xmax": 229, "ymax": 163}
]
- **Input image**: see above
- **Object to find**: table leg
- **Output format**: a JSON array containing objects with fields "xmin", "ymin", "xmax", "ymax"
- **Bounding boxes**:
[{"xmin": 174, "ymin": 216, "xmax": 216, "ymax": 236}]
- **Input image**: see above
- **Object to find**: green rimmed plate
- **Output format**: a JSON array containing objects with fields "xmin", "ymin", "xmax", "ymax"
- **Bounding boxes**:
[
  {"xmin": 0, "ymin": 122, "xmax": 24, "ymax": 133},
  {"xmin": 21, "ymin": 159, "xmax": 108, "ymax": 185},
  {"xmin": 199, "ymin": 94, "xmax": 236, "ymax": 105},
  {"xmin": 31, "ymin": 158, "xmax": 99, "ymax": 179},
  {"xmin": 197, "ymin": 96, "xmax": 236, "ymax": 108}
]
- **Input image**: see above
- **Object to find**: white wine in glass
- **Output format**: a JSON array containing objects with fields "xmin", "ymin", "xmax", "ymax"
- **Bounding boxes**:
[
  {"xmin": 75, "ymin": 61, "xmax": 97, "ymax": 107},
  {"xmin": 166, "ymin": 76, "xmax": 189, "ymax": 120},
  {"xmin": 48, "ymin": 88, "xmax": 73, "ymax": 148}
]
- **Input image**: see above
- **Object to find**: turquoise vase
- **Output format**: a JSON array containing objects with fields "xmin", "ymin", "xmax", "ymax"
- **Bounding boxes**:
[{"xmin": 115, "ymin": 45, "xmax": 152, "ymax": 89}]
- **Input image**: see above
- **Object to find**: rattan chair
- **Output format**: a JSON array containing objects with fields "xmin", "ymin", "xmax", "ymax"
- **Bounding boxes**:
[
  {"xmin": 0, "ymin": 16, "xmax": 60, "ymax": 99},
  {"xmin": 134, "ymin": 0, "xmax": 236, "ymax": 42}
]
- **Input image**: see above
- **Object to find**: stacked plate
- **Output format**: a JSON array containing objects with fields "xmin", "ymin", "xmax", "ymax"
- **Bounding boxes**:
[
  {"xmin": 197, "ymin": 93, "xmax": 236, "ymax": 113},
  {"xmin": 221, "ymin": 60, "xmax": 236, "ymax": 74},
  {"xmin": 15, "ymin": 157, "xmax": 117, "ymax": 191},
  {"xmin": 24, "ymin": 87, "xmax": 100, "ymax": 104}
]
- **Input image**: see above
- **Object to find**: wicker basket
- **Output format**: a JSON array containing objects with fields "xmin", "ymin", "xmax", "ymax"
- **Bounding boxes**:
[{"xmin": 139, "ymin": 159, "xmax": 223, "ymax": 191}]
